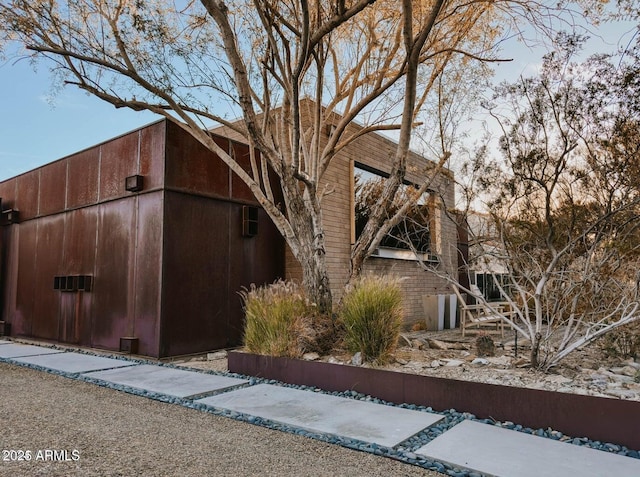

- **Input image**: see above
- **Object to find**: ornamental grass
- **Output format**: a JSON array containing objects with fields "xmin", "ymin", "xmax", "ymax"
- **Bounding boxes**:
[
  {"xmin": 339, "ymin": 275, "xmax": 404, "ymax": 364},
  {"xmin": 240, "ymin": 280, "xmax": 309, "ymax": 358}
]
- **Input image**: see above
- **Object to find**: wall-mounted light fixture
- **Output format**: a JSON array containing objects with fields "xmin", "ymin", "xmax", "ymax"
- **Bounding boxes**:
[
  {"xmin": 1, "ymin": 209, "xmax": 19, "ymax": 225},
  {"xmin": 125, "ymin": 175, "xmax": 144, "ymax": 192}
]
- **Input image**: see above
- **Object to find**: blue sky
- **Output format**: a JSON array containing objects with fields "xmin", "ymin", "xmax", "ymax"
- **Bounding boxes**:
[
  {"xmin": 0, "ymin": 58, "xmax": 158, "ymax": 181},
  {"xmin": 0, "ymin": 19, "xmax": 636, "ymax": 182}
]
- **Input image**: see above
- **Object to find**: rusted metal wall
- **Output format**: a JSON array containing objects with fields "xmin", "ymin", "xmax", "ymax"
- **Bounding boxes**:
[
  {"xmin": 160, "ymin": 194, "xmax": 284, "ymax": 356},
  {"xmin": 0, "ymin": 121, "xmax": 167, "ymax": 356},
  {"xmin": 60, "ymin": 208, "xmax": 98, "ymax": 345},
  {"xmin": 32, "ymin": 215, "xmax": 65, "ymax": 340},
  {"xmin": 161, "ymin": 122, "xmax": 284, "ymax": 357},
  {"xmin": 0, "ymin": 180, "xmax": 19, "ymax": 332},
  {"xmin": 0, "ymin": 119, "xmax": 284, "ymax": 357}
]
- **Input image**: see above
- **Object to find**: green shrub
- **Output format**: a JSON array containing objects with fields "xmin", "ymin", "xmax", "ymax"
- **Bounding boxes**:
[
  {"xmin": 240, "ymin": 280, "xmax": 310, "ymax": 358},
  {"xmin": 339, "ymin": 275, "xmax": 404, "ymax": 364}
]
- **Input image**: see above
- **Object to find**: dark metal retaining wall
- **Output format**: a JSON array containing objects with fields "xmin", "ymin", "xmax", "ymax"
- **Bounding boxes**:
[{"xmin": 228, "ymin": 351, "xmax": 640, "ymax": 451}]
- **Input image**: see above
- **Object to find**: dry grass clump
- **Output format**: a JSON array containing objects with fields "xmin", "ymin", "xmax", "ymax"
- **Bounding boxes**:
[
  {"xmin": 475, "ymin": 332, "xmax": 496, "ymax": 357},
  {"xmin": 240, "ymin": 280, "xmax": 337, "ymax": 358},
  {"xmin": 240, "ymin": 280, "xmax": 309, "ymax": 358},
  {"xmin": 339, "ymin": 275, "xmax": 403, "ymax": 364}
]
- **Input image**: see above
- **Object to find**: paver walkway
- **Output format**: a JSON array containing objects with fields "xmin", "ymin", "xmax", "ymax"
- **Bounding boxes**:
[
  {"xmin": 197, "ymin": 383, "xmax": 443, "ymax": 448},
  {"xmin": 2, "ymin": 339, "xmax": 639, "ymax": 477}
]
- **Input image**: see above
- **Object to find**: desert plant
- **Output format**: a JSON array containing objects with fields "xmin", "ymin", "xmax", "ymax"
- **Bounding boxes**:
[
  {"xmin": 475, "ymin": 332, "xmax": 496, "ymax": 357},
  {"xmin": 339, "ymin": 275, "xmax": 404, "ymax": 364},
  {"xmin": 240, "ymin": 280, "xmax": 311, "ymax": 358},
  {"xmin": 599, "ymin": 321, "xmax": 640, "ymax": 360}
]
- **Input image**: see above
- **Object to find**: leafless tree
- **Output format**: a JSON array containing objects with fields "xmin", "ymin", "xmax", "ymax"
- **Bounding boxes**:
[
  {"xmin": 0, "ymin": 0, "xmax": 599, "ymax": 313},
  {"xmin": 451, "ymin": 39, "xmax": 640, "ymax": 370}
]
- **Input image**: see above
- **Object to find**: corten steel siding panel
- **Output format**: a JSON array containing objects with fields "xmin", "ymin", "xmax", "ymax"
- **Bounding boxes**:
[
  {"xmin": 62, "ymin": 208, "xmax": 99, "ymax": 272},
  {"xmin": 67, "ymin": 148, "xmax": 100, "ymax": 209},
  {"xmin": 139, "ymin": 121, "xmax": 166, "ymax": 191},
  {"xmin": 99, "ymin": 132, "xmax": 140, "ymax": 201},
  {"xmin": 227, "ymin": 206, "xmax": 286, "ymax": 346},
  {"xmin": 14, "ymin": 221, "xmax": 38, "ymax": 336},
  {"xmin": 0, "ymin": 178, "xmax": 17, "ymax": 209},
  {"xmin": 160, "ymin": 192, "xmax": 232, "ymax": 356},
  {"xmin": 164, "ymin": 121, "xmax": 230, "ymax": 199},
  {"xmin": 16, "ymin": 170, "xmax": 40, "ymax": 221},
  {"xmin": 58, "ymin": 293, "xmax": 82, "ymax": 344},
  {"xmin": 61, "ymin": 208, "xmax": 99, "ymax": 345},
  {"xmin": 31, "ymin": 215, "xmax": 65, "ymax": 340},
  {"xmin": 0, "ymin": 224, "xmax": 19, "ymax": 326},
  {"xmin": 234, "ymin": 206, "xmax": 285, "ymax": 288},
  {"xmin": 132, "ymin": 192, "xmax": 163, "ymax": 357},
  {"xmin": 0, "ymin": 179, "xmax": 17, "ymax": 322},
  {"xmin": 230, "ymin": 142, "xmax": 255, "ymax": 202},
  {"xmin": 38, "ymin": 159, "xmax": 67, "ymax": 216},
  {"xmin": 91, "ymin": 200, "xmax": 136, "ymax": 350}
]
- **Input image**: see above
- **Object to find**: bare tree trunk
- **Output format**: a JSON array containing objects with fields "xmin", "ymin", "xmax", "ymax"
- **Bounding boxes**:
[
  {"xmin": 299, "ymin": 250, "xmax": 332, "ymax": 314},
  {"xmin": 279, "ymin": 170, "xmax": 334, "ymax": 314},
  {"xmin": 530, "ymin": 332, "xmax": 542, "ymax": 369}
]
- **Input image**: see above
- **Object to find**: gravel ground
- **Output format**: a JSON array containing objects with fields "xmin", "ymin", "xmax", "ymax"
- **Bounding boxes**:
[{"xmin": 0, "ymin": 362, "xmax": 442, "ymax": 477}]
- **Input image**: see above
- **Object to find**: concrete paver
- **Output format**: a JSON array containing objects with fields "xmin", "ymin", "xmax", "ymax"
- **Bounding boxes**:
[
  {"xmin": 197, "ymin": 383, "xmax": 444, "ymax": 448},
  {"xmin": 0, "ymin": 343, "xmax": 65, "ymax": 358},
  {"xmin": 84, "ymin": 364, "xmax": 249, "ymax": 398},
  {"xmin": 415, "ymin": 419, "xmax": 640, "ymax": 477},
  {"xmin": 13, "ymin": 351, "xmax": 137, "ymax": 373}
]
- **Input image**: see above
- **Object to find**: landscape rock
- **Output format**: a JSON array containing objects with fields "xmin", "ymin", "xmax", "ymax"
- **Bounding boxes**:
[
  {"xmin": 471, "ymin": 358, "xmax": 489, "ymax": 365},
  {"xmin": 351, "ymin": 352, "xmax": 363, "ymax": 366},
  {"xmin": 609, "ymin": 374, "xmax": 634, "ymax": 384},
  {"xmin": 405, "ymin": 360, "xmax": 426, "ymax": 370},
  {"xmin": 430, "ymin": 360, "xmax": 441, "ymax": 368},
  {"xmin": 450, "ymin": 342, "xmax": 471, "ymax": 350},
  {"xmin": 513, "ymin": 358, "xmax": 530, "ymax": 367},
  {"xmin": 427, "ymin": 339, "xmax": 449, "ymax": 350},
  {"xmin": 485, "ymin": 356, "xmax": 511, "ymax": 367},
  {"xmin": 611, "ymin": 365, "xmax": 638, "ymax": 377},
  {"xmin": 411, "ymin": 339, "xmax": 425, "ymax": 350},
  {"xmin": 443, "ymin": 359, "xmax": 465, "ymax": 367},
  {"xmin": 605, "ymin": 389, "xmax": 639, "ymax": 399},
  {"xmin": 303, "ymin": 352, "xmax": 320, "ymax": 361},
  {"xmin": 207, "ymin": 351, "xmax": 227, "ymax": 361},
  {"xmin": 544, "ymin": 375, "xmax": 573, "ymax": 385}
]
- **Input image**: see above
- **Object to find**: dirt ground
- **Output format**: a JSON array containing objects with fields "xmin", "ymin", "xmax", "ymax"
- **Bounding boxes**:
[{"xmin": 181, "ymin": 326, "xmax": 640, "ymax": 401}]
